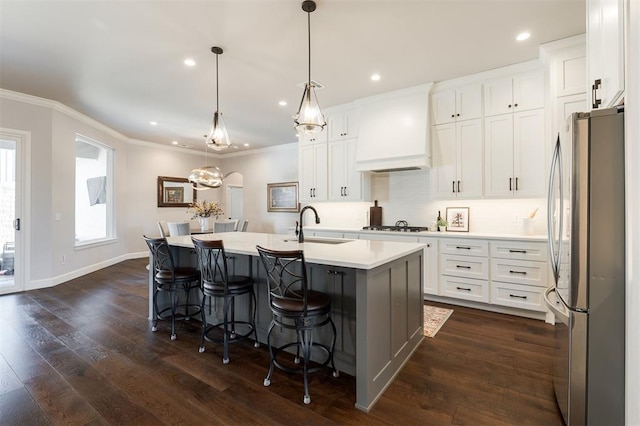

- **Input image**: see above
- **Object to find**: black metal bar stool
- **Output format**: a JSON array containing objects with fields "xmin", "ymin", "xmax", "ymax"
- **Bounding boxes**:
[
  {"xmin": 143, "ymin": 236, "xmax": 201, "ymax": 341},
  {"xmin": 192, "ymin": 238, "xmax": 259, "ymax": 364},
  {"xmin": 256, "ymin": 245, "xmax": 338, "ymax": 405}
]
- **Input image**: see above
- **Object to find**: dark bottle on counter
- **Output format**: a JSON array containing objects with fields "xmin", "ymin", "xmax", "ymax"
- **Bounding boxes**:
[{"xmin": 437, "ymin": 210, "xmax": 443, "ymax": 232}]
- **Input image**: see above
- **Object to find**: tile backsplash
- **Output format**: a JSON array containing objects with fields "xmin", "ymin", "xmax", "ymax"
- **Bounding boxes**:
[{"xmin": 308, "ymin": 169, "xmax": 547, "ymax": 236}]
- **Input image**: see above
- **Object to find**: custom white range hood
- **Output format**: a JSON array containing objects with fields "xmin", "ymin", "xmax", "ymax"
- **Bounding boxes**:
[{"xmin": 355, "ymin": 83, "xmax": 433, "ymax": 173}]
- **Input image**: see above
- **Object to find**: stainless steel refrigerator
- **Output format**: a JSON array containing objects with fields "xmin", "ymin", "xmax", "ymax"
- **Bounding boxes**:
[{"xmin": 544, "ymin": 106, "xmax": 625, "ymax": 425}]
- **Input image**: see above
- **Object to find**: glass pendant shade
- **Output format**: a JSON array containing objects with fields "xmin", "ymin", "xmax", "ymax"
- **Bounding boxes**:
[
  {"xmin": 206, "ymin": 111, "xmax": 231, "ymax": 151},
  {"xmin": 294, "ymin": 82, "xmax": 326, "ymax": 134},
  {"xmin": 188, "ymin": 165, "xmax": 224, "ymax": 189}
]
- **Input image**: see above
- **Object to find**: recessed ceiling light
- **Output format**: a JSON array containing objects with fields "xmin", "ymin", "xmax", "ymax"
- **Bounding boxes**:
[
  {"xmin": 184, "ymin": 58, "xmax": 196, "ymax": 67},
  {"xmin": 516, "ymin": 32, "xmax": 530, "ymax": 41},
  {"xmin": 371, "ymin": 73, "xmax": 381, "ymax": 81},
  {"xmin": 279, "ymin": 100, "xmax": 287, "ymax": 106},
  {"xmin": 171, "ymin": 141, "xmax": 179, "ymax": 145},
  {"xmin": 243, "ymin": 143, "xmax": 250, "ymax": 147},
  {"xmin": 150, "ymin": 121, "xmax": 158, "ymax": 126}
]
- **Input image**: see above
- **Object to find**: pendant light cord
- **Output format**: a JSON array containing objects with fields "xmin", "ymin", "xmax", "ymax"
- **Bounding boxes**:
[
  {"xmin": 307, "ymin": 10, "xmax": 311, "ymax": 86},
  {"xmin": 215, "ymin": 52, "xmax": 220, "ymax": 112}
]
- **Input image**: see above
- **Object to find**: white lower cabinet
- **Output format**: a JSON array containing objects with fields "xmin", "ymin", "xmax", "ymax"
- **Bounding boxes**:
[
  {"xmin": 437, "ymin": 237, "xmax": 549, "ymax": 316},
  {"xmin": 488, "ymin": 240, "xmax": 549, "ymax": 312},
  {"xmin": 438, "ymin": 238, "xmax": 489, "ymax": 303}
]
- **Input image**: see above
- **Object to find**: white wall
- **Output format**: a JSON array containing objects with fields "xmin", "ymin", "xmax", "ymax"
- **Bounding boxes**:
[{"xmin": 220, "ymin": 144, "xmax": 298, "ymax": 234}]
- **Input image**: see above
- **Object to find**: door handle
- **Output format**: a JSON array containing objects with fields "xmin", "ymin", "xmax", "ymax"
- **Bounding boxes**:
[
  {"xmin": 14, "ymin": 218, "xmax": 20, "ymax": 231},
  {"xmin": 592, "ymin": 79, "xmax": 602, "ymax": 109}
]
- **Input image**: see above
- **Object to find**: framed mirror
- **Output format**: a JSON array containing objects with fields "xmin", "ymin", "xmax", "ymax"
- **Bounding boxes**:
[{"xmin": 157, "ymin": 176, "xmax": 197, "ymax": 207}]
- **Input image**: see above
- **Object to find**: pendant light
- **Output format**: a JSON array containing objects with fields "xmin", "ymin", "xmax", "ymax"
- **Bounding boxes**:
[
  {"xmin": 207, "ymin": 46, "xmax": 231, "ymax": 151},
  {"xmin": 189, "ymin": 135, "xmax": 224, "ymax": 189},
  {"xmin": 294, "ymin": 0, "xmax": 326, "ymax": 135}
]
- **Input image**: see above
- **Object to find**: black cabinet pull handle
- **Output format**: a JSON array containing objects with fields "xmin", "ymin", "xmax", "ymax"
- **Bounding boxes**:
[
  {"xmin": 451, "ymin": 114, "xmax": 455, "ymax": 118},
  {"xmin": 456, "ymin": 246, "xmax": 471, "ymax": 250},
  {"xmin": 456, "ymin": 265, "xmax": 471, "ymax": 269},
  {"xmin": 509, "ymin": 177, "xmax": 512, "ymax": 191},
  {"xmin": 509, "ymin": 249, "xmax": 527, "ymax": 253},
  {"xmin": 514, "ymin": 103, "xmax": 518, "ymax": 107},
  {"xmin": 592, "ymin": 79, "xmax": 602, "ymax": 109},
  {"xmin": 515, "ymin": 177, "xmax": 519, "ymax": 191},
  {"xmin": 509, "ymin": 294, "xmax": 528, "ymax": 300},
  {"xmin": 456, "ymin": 113, "xmax": 460, "ymax": 117},
  {"xmin": 456, "ymin": 287, "xmax": 472, "ymax": 292},
  {"xmin": 509, "ymin": 270, "xmax": 527, "ymax": 275},
  {"xmin": 344, "ymin": 186, "xmax": 348, "ymax": 196},
  {"xmin": 457, "ymin": 180, "xmax": 460, "ymax": 193},
  {"xmin": 508, "ymin": 104, "xmax": 512, "ymax": 108},
  {"xmin": 310, "ymin": 188, "xmax": 313, "ymax": 197},
  {"xmin": 452, "ymin": 181, "xmax": 455, "ymax": 193}
]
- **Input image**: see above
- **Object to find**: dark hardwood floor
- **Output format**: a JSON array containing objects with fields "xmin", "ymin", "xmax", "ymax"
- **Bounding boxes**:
[{"xmin": 0, "ymin": 259, "xmax": 563, "ymax": 425}]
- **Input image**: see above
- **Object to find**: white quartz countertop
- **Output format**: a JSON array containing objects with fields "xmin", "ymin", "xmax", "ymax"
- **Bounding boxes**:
[
  {"xmin": 298, "ymin": 226, "xmax": 548, "ymax": 242},
  {"xmin": 166, "ymin": 232, "xmax": 425, "ymax": 270}
]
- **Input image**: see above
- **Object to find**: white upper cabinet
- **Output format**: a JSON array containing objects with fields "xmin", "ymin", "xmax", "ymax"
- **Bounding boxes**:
[
  {"xmin": 484, "ymin": 109, "xmax": 546, "ymax": 198},
  {"xmin": 431, "ymin": 84, "xmax": 483, "ymax": 125},
  {"xmin": 587, "ymin": 0, "xmax": 625, "ymax": 109},
  {"xmin": 299, "ymin": 126, "xmax": 327, "ymax": 144},
  {"xmin": 484, "ymin": 71, "xmax": 544, "ymax": 117},
  {"xmin": 326, "ymin": 107, "xmax": 358, "ymax": 141},
  {"xmin": 299, "ymin": 142, "xmax": 328, "ymax": 202},
  {"xmin": 431, "ymin": 119, "xmax": 483, "ymax": 199},
  {"xmin": 328, "ymin": 138, "xmax": 369, "ymax": 201}
]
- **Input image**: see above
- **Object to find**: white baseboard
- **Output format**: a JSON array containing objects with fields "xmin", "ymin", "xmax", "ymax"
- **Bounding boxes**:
[{"xmin": 25, "ymin": 251, "xmax": 149, "ymax": 291}]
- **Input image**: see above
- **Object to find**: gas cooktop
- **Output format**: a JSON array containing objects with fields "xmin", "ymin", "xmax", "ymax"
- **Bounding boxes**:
[{"xmin": 362, "ymin": 225, "xmax": 429, "ymax": 232}]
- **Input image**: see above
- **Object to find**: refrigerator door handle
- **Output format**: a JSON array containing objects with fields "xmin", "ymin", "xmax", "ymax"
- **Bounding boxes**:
[{"xmin": 547, "ymin": 135, "xmax": 562, "ymax": 283}]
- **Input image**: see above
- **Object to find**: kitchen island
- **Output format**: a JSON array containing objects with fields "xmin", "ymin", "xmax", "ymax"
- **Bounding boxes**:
[{"xmin": 149, "ymin": 232, "xmax": 425, "ymax": 412}]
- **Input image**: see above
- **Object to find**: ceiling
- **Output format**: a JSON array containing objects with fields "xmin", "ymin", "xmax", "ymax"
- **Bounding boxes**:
[{"xmin": 0, "ymin": 0, "xmax": 585, "ymax": 154}]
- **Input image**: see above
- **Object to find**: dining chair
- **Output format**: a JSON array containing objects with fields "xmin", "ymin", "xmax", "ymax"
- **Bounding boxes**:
[
  {"xmin": 240, "ymin": 220, "xmax": 249, "ymax": 232},
  {"xmin": 167, "ymin": 222, "xmax": 191, "ymax": 236},
  {"xmin": 214, "ymin": 221, "xmax": 236, "ymax": 233},
  {"xmin": 158, "ymin": 221, "xmax": 169, "ymax": 238}
]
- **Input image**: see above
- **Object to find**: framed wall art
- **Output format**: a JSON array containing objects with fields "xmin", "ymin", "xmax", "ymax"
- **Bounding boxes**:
[
  {"xmin": 267, "ymin": 181, "xmax": 299, "ymax": 213},
  {"xmin": 446, "ymin": 207, "xmax": 469, "ymax": 232}
]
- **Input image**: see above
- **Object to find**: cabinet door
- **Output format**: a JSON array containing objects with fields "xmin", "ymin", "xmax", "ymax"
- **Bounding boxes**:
[
  {"xmin": 431, "ymin": 123, "xmax": 458, "ymax": 198},
  {"xmin": 343, "ymin": 139, "xmax": 363, "ymax": 200},
  {"xmin": 483, "ymin": 77, "xmax": 513, "ymax": 116},
  {"xmin": 300, "ymin": 126, "xmax": 328, "ymax": 144},
  {"xmin": 419, "ymin": 237, "xmax": 438, "ymax": 295},
  {"xmin": 327, "ymin": 140, "xmax": 346, "ymax": 200},
  {"xmin": 431, "ymin": 90, "xmax": 456, "ymax": 125},
  {"xmin": 484, "ymin": 114, "xmax": 514, "ymax": 197},
  {"xmin": 587, "ymin": 0, "xmax": 625, "ymax": 109},
  {"xmin": 299, "ymin": 143, "xmax": 327, "ymax": 201},
  {"xmin": 456, "ymin": 84, "xmax": 483, "ymax": 120},
  {"xmin": 513, "ymin": 71, "xmax": 545, "ymax": 112},
  {"xmin": 327, "ymin": 109, "xmax": 358, "ymax": 140},
  {"xmin": 456, "ymin": 119, "xmax": 484, "ymax": 198},
  {"xmin": 513, "ymin": 109, "xmax": 546, "ymax": 197}
]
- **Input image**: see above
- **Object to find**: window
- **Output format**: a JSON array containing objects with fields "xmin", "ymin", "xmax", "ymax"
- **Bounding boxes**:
[{"xmin": 75, "ymin": 135, "xmax": 114, "ymax": 245}]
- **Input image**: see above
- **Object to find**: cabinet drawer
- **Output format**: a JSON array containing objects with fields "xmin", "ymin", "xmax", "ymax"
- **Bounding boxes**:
[
  {"xmin": 490, "ymin": 282, "xmax": 546, "ymax": 312},
  {"xmin": 439, "ymin": 239, "xmax": 489, "ymax": 257},
  {"xmin": 440, "ymin": 275, "xmax": 489, "ymax": 303},
  {"xmin": 490, "ymin": 259, "xmax": 548, "ymax": 287},
  {"xmin": 440, "ymin": 254, "xmax": 489, "ymax": 280},
  {"xmin": 490, "ymin": 240, "xmax": 548, "ymax": 262}
]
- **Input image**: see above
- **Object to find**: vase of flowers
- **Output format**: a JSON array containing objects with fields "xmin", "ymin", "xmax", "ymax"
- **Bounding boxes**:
[{"xmin": 188, "ymin": 200, "xmax": 224, "ymax": 231}]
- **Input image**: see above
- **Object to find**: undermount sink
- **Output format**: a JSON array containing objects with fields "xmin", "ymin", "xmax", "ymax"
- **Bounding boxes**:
[{"xmin": 283, "ymin": 237, "xmax": 352, "ymax": 245}]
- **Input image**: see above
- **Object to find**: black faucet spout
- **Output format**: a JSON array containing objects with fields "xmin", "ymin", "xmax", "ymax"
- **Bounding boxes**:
[{"xmin": 298, "ymin": 205, "xmax": 320, "ymax": 243}]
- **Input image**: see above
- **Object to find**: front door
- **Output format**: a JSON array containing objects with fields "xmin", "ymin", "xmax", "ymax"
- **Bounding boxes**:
[{"xmin": 0, "ymin": 130, "xmax": 25, "ymax": 294}]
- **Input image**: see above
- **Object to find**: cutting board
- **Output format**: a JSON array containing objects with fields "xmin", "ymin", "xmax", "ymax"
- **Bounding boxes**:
[{"xmin": 369, "ymin": 200, "xmax": 382, "ymax": 227}]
